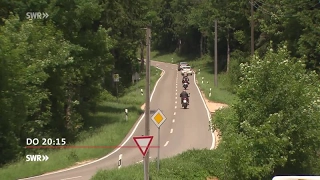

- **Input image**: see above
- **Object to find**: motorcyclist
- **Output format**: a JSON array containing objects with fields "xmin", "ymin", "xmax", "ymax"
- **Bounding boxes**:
[
  {"xmin": 182, "ymin": 75, "xmax": 189, "ymax": 84},
  {"xmin": 180, "ymin": 89, "xmax": 189, "ymax": 105}
]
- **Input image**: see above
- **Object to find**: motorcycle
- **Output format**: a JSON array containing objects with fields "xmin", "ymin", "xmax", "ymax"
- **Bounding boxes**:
[
  {"xmin": 181, "ymin": 93, "xmax": 190, "ymax": 109},
  {"xmin": 182, "ymin": 97, "xmax": 188, "ymax": 109},
  {"xmin": 183, "ymin": 82, "xmax": 188, "ymax": 90}
]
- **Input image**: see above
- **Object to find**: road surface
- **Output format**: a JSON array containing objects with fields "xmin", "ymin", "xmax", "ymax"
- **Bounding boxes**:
[{"xmin": 20, "ymin": 61, "xmax": 214, "ymax": 180}]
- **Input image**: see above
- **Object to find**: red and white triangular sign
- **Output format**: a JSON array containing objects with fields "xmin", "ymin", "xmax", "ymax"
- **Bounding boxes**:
[{"xmin": 133, "ymin": 136, "xmax": 153, "ymax": 156}]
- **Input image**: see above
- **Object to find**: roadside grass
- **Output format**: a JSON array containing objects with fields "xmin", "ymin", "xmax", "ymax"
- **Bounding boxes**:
[
  {"xmin": 189, "ymin": 57, "xmax": 238, "ymax": 105},
  {"xmin": 151, "ymin": 51, "xmax": 237, "ymax": 105},
  {"xmin": 92, "ymin": 149, "xmax": 219, "ymax": 180},
  {"xmin": 0, "ymin": 66, "xmax": 161, "ymax": 180}
]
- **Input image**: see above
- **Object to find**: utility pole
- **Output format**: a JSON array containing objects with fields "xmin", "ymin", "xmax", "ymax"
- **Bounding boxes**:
[
  {"xmin": 251, "ymin": 0, "xmax": 254, "ymax": 56},
  {"xmin": 214, "ymin": 19, "xmax": 218, "ymax": 87},
  {"xmin": 144, "ymin": 27, "xmax": 151, "ymax": 180}
]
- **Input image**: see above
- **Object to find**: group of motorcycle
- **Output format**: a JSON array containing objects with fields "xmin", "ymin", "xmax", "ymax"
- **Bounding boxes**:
[{"xmin": 180, "ymin": 73, "xmax": 190, "ymax": 109}]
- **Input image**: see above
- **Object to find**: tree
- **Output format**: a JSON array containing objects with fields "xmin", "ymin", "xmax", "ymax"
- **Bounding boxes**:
[{"xmin": 214, "ymin": 43, "xmax": 320, "ymax": 179}]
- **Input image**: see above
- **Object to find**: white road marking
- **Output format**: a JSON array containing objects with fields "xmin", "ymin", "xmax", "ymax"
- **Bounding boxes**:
[
  {"xmin": 170, "ymin": 129, "xmax": 173, "ymax": 133},
  {"xmin": 175, "ymin": 101, "xmax": 177, "ymax": 104},
  {"xmin": 19, "ymin": 66, "xmax": 166, "ymax": 180},
  {"xmin": 172, "ymin": 119, "xmax": 175, "ymax": 123},
  {"xmin": 174, "ymin": 112, "xmax": 176, "ymax": 115},
  {"xmin": 193, "ymin": 70, "xmax": 216, "ymax": 150},
  {"xmin": 60, "ymin": 177, "xmax": 82, "ymax": 180},
  {"xmin": 175, "ymin": 97, "xmax": 177, "ymax": 99},
  {"xmin": 175, "ymin": 93, "xmax": 177, "ymax": 95},
  {"xmin": 176, "ymin": 89, "xmax": 177, "ymax": 91},
  {"xmin": 164, "ymin": 141, "xmax": 169, "ymax": 147},
  {"xmin": 175, "ymin": 106, "xmax": 177, "ymax": 109}
]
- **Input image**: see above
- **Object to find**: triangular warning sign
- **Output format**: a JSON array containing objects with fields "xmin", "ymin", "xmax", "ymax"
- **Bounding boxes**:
[{"xmin": 133, "ymin": 136, "xmax": 153, "ymax": 156}]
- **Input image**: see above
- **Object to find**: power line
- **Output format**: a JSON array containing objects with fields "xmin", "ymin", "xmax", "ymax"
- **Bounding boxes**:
[{"xmin": 250, "ymin": 1, "xmax": 319, "ymax": 18}]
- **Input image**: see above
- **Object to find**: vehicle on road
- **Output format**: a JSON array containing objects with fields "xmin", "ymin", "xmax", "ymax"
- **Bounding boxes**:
[
  {"xmin": 182, "ymin": 97, "xmax": 188, "ymax": 109},
  {"xmin": 183, "ymin": 82, "xmax": 188, "ymax": 90},
  {"xmin": 182, "ymin": 76, "xmax": 189, "ymax": 84},
  {"xmin": 181, "ymin": 66, "xmax": 193, "ymax": 76},
  {"xmin": 178, "ymin": 62, "xmax": 189, "ymax": 71}
]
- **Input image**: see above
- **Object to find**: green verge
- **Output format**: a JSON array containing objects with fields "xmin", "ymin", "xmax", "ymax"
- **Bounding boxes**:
[
  {"xmin": 0, "ymin": 66, "xmax": 161, "ymax": 180},
  {"xmin": 151, "ymin": 51, "xmax": 237, "ymax": 105},
  {"xmin": 92, "ymin": 149, "xmax": 219, "ymax": 180}
]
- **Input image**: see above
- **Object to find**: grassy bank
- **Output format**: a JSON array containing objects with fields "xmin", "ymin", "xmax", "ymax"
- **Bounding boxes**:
[
  {"xmin": 92, "ymin": 149, "xmax": 218, "ymax": 180},
  {"xmin": 151, "ymin": 51, "xmax": 237, "ymax": 105},
  {"xmin": 0, "ymin": 66, "xmax": 161, "ymax": 180}
]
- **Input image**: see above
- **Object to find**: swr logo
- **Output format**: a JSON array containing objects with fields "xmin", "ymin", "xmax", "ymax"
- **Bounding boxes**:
[{"xmin": 26, "ymin": 12, "xmax": 49, "ymax": 19}]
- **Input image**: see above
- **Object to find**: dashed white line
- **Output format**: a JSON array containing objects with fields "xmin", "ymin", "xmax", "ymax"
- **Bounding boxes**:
[
  {"xmin": 170, "ymin": 129, "xmax": 173, "ymax": 133},
  {"xmin": 175, "ymin": 93, "xmax": 177, "ymax": 95},
  {"xmin": 172, "ymin": 119, "xmax": 175, "ymax": 123},
  {"xmin": 176, "ymin": 89, "xmax": 177, "ymax": 91},
  {"xmin": 175, "ymin": 97, "xmax": 177, "ymax": 99},
  {"xmin": 175, "ymin": 106, "xmax": 177, "ymax": 109},
  {"xmin": 164, "ymin": 141, "xmax": 169, "ymax": 147},
  {"xmin": 60, "ymin": 177, "xmax": 82, "ymax": 180},
  {"xmin": 173, "ymin": 112, "xmax": 176, "ymax": 115},
  {"xmin": 175, "ymin": 101, "xmax": 177, "ymax": 104}
]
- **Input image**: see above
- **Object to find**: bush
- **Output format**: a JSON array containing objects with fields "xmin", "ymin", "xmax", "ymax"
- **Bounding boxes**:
[
  {"xmin": 212, "ymin": 44, "xmax": 320, "ymax": 180},
  {"xmin": 227, "ymin": 50, "xmax": 249, "ymax": 93}
]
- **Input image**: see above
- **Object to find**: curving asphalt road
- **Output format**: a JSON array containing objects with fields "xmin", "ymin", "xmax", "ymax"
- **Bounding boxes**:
[{"xmin": 20, "ymin": 61, "xmax": 214, "ymax": 180}]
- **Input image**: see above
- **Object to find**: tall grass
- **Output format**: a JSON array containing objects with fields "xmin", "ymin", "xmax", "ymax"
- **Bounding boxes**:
[{"xmin": 92, "ymin": 149, "xmax": 219, "ymax": 180}]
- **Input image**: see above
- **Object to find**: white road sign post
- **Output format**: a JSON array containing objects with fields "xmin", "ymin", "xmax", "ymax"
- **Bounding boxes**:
[
  {"xmin": 125, "ymin": 109, "xmax": 128, "ymax": 121},
  {"xmin": 151, "ymin": 109, "xmax": 167, "ymax": 172},
  {"xmin": 118, "ymin": 154, "xmax": 122, "ymax": 169},
  {"xmin": 113, "ymin": 73, "xmax": 120, "ymax": 101},
  {"xmin": 133, "ymin": 136, "xmax": 153, "ymax": 180}
]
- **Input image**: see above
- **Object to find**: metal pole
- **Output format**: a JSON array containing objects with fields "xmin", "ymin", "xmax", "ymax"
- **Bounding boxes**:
[
  {"xmin": 116, "ymin": 82, "xmax": 119, "ymax": 102},
  {"xmin": 214, "ymin": 19, "xmax": 218, "ymax": 87},
  {"xmin": 251, "ymin": 0, "xmax": 254, "ymax": 56},
  {"xmin": 144, "ymin": 27, "xmax": 151, "ymax": 180},
  {"xmin": 157, "ymin": 127, "xmax": 160, "ymax": 172}
]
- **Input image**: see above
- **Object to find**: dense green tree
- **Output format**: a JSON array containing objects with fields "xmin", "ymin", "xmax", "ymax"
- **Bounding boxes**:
[{"xmin": 214, "ymin": 44, "xmax": 320, "ymax": 179}]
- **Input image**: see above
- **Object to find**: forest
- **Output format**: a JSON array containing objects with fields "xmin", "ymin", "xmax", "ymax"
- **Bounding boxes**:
[{"xmin": 0, "ymin": 0, "xmax": 319, "ymax": 174}]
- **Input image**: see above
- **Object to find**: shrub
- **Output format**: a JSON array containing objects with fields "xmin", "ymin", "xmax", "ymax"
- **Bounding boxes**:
[{"xmin": 213, "ymin": 43, "xmax": 320, "ymax": 180}]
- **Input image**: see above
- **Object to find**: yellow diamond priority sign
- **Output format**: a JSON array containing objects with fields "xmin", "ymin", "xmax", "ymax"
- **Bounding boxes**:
[{"xmin": 151, "ymin": 109, "xmax": 166, "ymax": 128}]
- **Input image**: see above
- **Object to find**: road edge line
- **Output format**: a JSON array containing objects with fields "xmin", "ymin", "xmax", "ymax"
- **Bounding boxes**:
[
  {"xmin": 192, "ymin": 71, "xmax": 216, "ymax": 150},
  {"xmin": 20, "ymin": 66, "xmax": 166, "ymax": 180}
]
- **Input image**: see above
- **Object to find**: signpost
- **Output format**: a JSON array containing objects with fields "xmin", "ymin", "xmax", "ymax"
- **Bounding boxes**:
[
  {"xmin": 132, "ymin": 72, "xmax": 140, "ymax": 83},
  {"xmin": 133, "ymin": 136, "xmax": 153, "ymax": 180},
  {"xmin": 113, "ymin": 73, "xmax": 120, "ymax": 101},
  {"xmin": 118, "ymin": 154, "xmax": 122, "ymax": 169},
  {"xmin": 151, "ymin": 109, "xmax": 167, "ymax": 172},
  {"xmin": 125, "ymin": 109, "xmax": 128, "ymax": 121}
]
